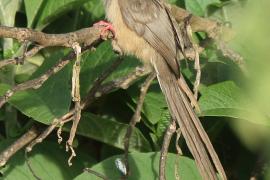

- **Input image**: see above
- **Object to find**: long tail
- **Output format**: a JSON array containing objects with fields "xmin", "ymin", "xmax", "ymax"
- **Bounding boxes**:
[{"xmin": 152, "ymin": 58, "xmax": 227, "ymax": 180}]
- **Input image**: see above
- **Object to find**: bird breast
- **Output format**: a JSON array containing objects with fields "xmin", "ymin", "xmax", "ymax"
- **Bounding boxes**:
[{"xmin": 105, "ymin": 0, "xmax": 158, "ymax": 65}]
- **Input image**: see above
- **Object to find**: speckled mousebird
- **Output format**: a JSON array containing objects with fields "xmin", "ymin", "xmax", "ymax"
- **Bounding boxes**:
[{"xmin": 98, "ymin": 1, "xmax": 227, "ymax": 179}]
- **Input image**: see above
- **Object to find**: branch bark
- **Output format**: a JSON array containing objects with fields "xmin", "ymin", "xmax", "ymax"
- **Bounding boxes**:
[
  {"xmin": 0, "ymin": 26, "xmax": 102, "ymax": 47},
  {"xmin": 0, "ymin": 126, "xmax": 39, "ymax": 167}
]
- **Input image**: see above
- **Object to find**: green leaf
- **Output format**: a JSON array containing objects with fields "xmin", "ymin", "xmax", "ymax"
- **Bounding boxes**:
[
  {"xmin": 142, "ymin": 82, "xmax": 167, "ymax": 124},
  {"xmin": 0, "ymin": 140, "xmax": 95, "ymax": 180},
  {"xmin": 80, "ymin": 42, "xmax": 140, "ymax": 97},
  {"xmin": 199, "ymin": 81, "xmax": 270, "ymax": 126},
  {"xmin": 83, "ymin": 0, "xmax": 105, "ymax": 21},
  {"xmin": 185, "ymin": 0, "xmax": 221, "ymax": 16},
  {"xmin": 0, "ymin": 83, "xmax": 10, "ymax": 95},
  {"xmin": 24, "ymin": 0, "xmax": 89, "ymax": 29},
  {"xmin": 199, "ymin": 81, "xmax": 242, "ymax": 117},
  {"xmin": 0, "ymin": 0, "xmax": 21, "ymax": 53},
  {"xmin": 128, "ymin": 81, "xmax": 167, "ymax": 125},
  {"xmin": 75, "ymin": 152, "xmax": 201, "ymax": 180},
  {"xmin": 24, "ymin": 0, "xmax": 43, "ymax": 28},
  {"xmin": 66, "ymin": 113, "xmax": 151, "ymax": 152},
  {"xmin": 156, "ymin": 109, "xmax": 171, "ymax": 138},
  {"xmin": 7, "ymin": 51, "xmax": 72, "ymax": 124},
  {"xmin": 0, "ymin": 0, "xmax": 20, "ymax": 26}
]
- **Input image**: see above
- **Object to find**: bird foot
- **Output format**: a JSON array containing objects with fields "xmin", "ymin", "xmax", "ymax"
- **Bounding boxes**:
[{"xmin": 94, "ymin": 20, "xmax": 115, "ymax": 39}]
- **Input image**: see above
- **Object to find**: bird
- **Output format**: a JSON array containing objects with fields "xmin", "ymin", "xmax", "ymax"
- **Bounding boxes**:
[{"xmin": 98, "ymin": 0, "xmax": 227, "ymax": 179}]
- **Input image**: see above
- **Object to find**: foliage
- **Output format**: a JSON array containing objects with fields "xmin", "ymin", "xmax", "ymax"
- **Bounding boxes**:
[{"xmin": 0, "ymin": 0, "xmax": 269, "ymax": 180}]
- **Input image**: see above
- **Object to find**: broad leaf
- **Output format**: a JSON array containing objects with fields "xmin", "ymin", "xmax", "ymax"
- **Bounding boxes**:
[
  {"xmin": 128, "ymin": 81, "xmax": 167, "ymax": 125},
  {"xmin": 5, "ymin": 51, "xmax": 72, "ymax": 124},
  {"xmin": 80, "ymin": 42, "xmax": 140, "ymax": 98},
  {"xmin": 24, "ymin": 0, "xmax": 89, "ymax": 29},
  {"xmin": 0, "ymin": 140, "xmax": 95, "ymax": 180},
  {"xmin": 75, "ymin": 152, "xmax": 201, "ymax": 180},
  {"xmin": 24, "ymin": 0, "xmax": 43, "ymax": 28},
  {"xmin": 185, "ymin": 0, "xmax": 221, "ymax": 16},
  {"xmin": 0, "ymin": 0, "xmax": 20, "ymax": 26},
  {"xmin": 65, "ymin": 113, "xmax": 151, "ymax": 152},
  {"xmin": 0, "ymin": 83, "xmax": 10, "ymax": 95},
  {"xmin": 199, "ymin": 81, "xmax": 270, "ymax": 126},
  {"xmin": 83, "ymin": 0, "xmax": 105, "ymax": 22},
  {"xmin": 141, "ymin": 82, "xmax": 167, "ymax": 125}
]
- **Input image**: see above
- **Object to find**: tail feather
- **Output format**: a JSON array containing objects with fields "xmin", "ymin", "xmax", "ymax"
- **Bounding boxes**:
[{"xmin": 153, "ymin": 58, "xmax": 227, "ymax": 180}]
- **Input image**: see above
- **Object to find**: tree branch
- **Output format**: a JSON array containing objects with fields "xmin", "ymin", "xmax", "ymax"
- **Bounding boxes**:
[
  {"xmin": 0, "ymin": 26, "xmax": 103, "ymax": 47},
  {"xmin": 0, "ymin": 126, "xmax": 39, "ymax": 167},
  {"xmin": 159, "ymin": 119, "xmax": 177, "ymax": 180},
  {"xmin": 0, "ymin": 45, "xmax": 98, "ymax": 108},
  {"xmin": 25, "ymin": 61, "xmax": 147, "ymax": 159},
  {"xmin": 0, "ymin": 45, "xmax": 44, "ymax": 68},
  {"xmin": 123, "ymin": 72, "xmax": 156, "ymax": 179}
]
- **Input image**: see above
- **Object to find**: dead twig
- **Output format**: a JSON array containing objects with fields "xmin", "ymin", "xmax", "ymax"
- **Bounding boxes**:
[
  {"xmin": 0, "ymin": 45, "xmax": 95, "ymax": 109},
  {"xmin": 159, "ymin": 119, "xmax": 177, "ymax": 180},
  {"xmin": 25, "ymin": 113, "xmax": 73, "ymax": 153},
  {"xmin": 0, "ymin": 126, "xmax": 39, "ymax": 167},
  {"xmin": 66, "ymin": 43, "xmax": 82, "ymax": 166},
  {"xmin": 25, "ymin": 63, "xmax": 147, "ymax": 155},
  {"xmin": 174, "ymin": 128, "xmax": 183, "ymax": 180},
  {"xmin": 170, "ymin": 5, "xmax": 246, "ymax": 75},
  {"xmin": 216, "ymin": 41, "xmax": 247, "ymax": 75},
  {"xmin": 170, "ymin": 5, "xmax": 220, "ymax": 37},
  {"xmin": 0, "ymin": 45, "xmax": 44, "ymax": 69},
  {"xmin": 84, "ymin": 168, "xmax": 109, "ymax": 180},
  {"xmin": 25, "ymin": 151, "xmax": 42, "ymax": 180},
  {"xmin": 123, "ymin": 72, "xmax": 156, "ymax": 179}
]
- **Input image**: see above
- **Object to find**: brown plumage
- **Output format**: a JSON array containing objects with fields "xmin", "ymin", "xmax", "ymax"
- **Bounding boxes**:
[{"xmin": 103, "ymin": 0, "xmax": 227, "ymax": 179}]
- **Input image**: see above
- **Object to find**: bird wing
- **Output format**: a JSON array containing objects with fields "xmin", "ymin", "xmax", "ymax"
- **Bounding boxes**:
[{"xmin": 118, "ymin": 0, "xmax": 181, "ymax": 77}]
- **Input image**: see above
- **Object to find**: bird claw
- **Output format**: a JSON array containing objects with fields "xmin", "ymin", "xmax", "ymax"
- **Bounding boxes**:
[{"xmin": 94, "ymin": 20, "xmax": 115, "ymax": 39}]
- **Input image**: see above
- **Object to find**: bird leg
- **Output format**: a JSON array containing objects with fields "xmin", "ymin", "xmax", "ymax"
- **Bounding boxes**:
[{"xmin": 94, "ymin": 20, "xmax": 115, "ymax": 39}]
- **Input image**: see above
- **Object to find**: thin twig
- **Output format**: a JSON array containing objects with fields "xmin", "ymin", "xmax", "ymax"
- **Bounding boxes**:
[
  {"xmin": 170, "ymin": 5, "xmax": 220, "ymax": 37},
  {"xmin": 0, "ymin": 126, "xmax": 39, "ymax": 167},
  {"xmin": 66, "ymin": 43, "xmax": 82, "ymax": 166},
  {"xmin": 95, "ymin": 66, "xmax": 151, "ymax": 99},
  {"xmin": 84, "ymin": 168, "xmax": 109, "ymax": 180},
  {"xmin": 174, "ymin": 128, "xmax": 183, "ymax": 180},
  {"xmin": 81, "ymin": 57, "xmax": 125, "ymax": 109},
  {"xmin": 193, "ymin": 44, "xmax": 201, "ymax": 100},
  {"xmin": 25, "ymin": 113, "xmax": 74, "ymax": 152},
  {"xmin": 170, "ymin": 5, "xmax": 246, "ymax": 75},
  {"xmin": 25, "ymin": 64, "xmax": 147, "ymax": 155},
  {"xmin": 0, "ymin": 45, "xmax": 95, "ymax": 108},
  {"xmin": 123, "ymin": 72, "xmax": 156, "ymax": 179},
  {"xmin": 25, "ymin": 151, "xmax": 42, "ymax": 180},
  {"xmin": 159, "ymin": 119, "xmax": 177, "ymax": 180},
  {"xmin": 216, "ymin": 41, "xmax": 247, "ymax": 75},
  {"xmin": 0, "ymin": 45, "xmax": 44, "ymax": 69}
]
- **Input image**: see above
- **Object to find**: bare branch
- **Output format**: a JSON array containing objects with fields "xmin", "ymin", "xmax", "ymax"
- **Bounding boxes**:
[
  {"xmin": 26, "ymin": 113, "xmax": 74, "ymax": 153},
  {"xmin": 170, "ymin": 5, "xmax": 221, "ymax": 37},
  {"xmin": 0, "ymin": 45, "xmax": 44, "ymax": 69},
  {"xmin": 25, "ymin": 63, "xmax": 147, "ymax": 155},
  {"xmin": 123, "ymin": 72, "xmax": 156, "ymax": 179},
  {"xmin": 0, "ymin": 45, "xmax": 95, "ymax": 108},
  {"xmin": 0, "ymin": 26, "xmax": 104, "ymax": 47},
  {"xmin": 84, "ymin": 168, "xmax": 109, "ymax": 180},
  {"xmin": 216, "ymin": 41, "xmax": 247, "ymax": 75},
  {"xmin": 25, "ymin": 151, "xmax": 42, "ymax": 180},
  {"xmin": 170, "ymin": 5, "xmax": 246, "ymax": 74},
  {"xmin": 66, "ymin": 43, "xmax": 82, "ymax": 166},
  {"xmin": 0, "ymin": 126, "xmax": 39, "ymax": 167},
  {"xmin": 159, "ymin": 119, "xmax": 177, "ymax": 180}
]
